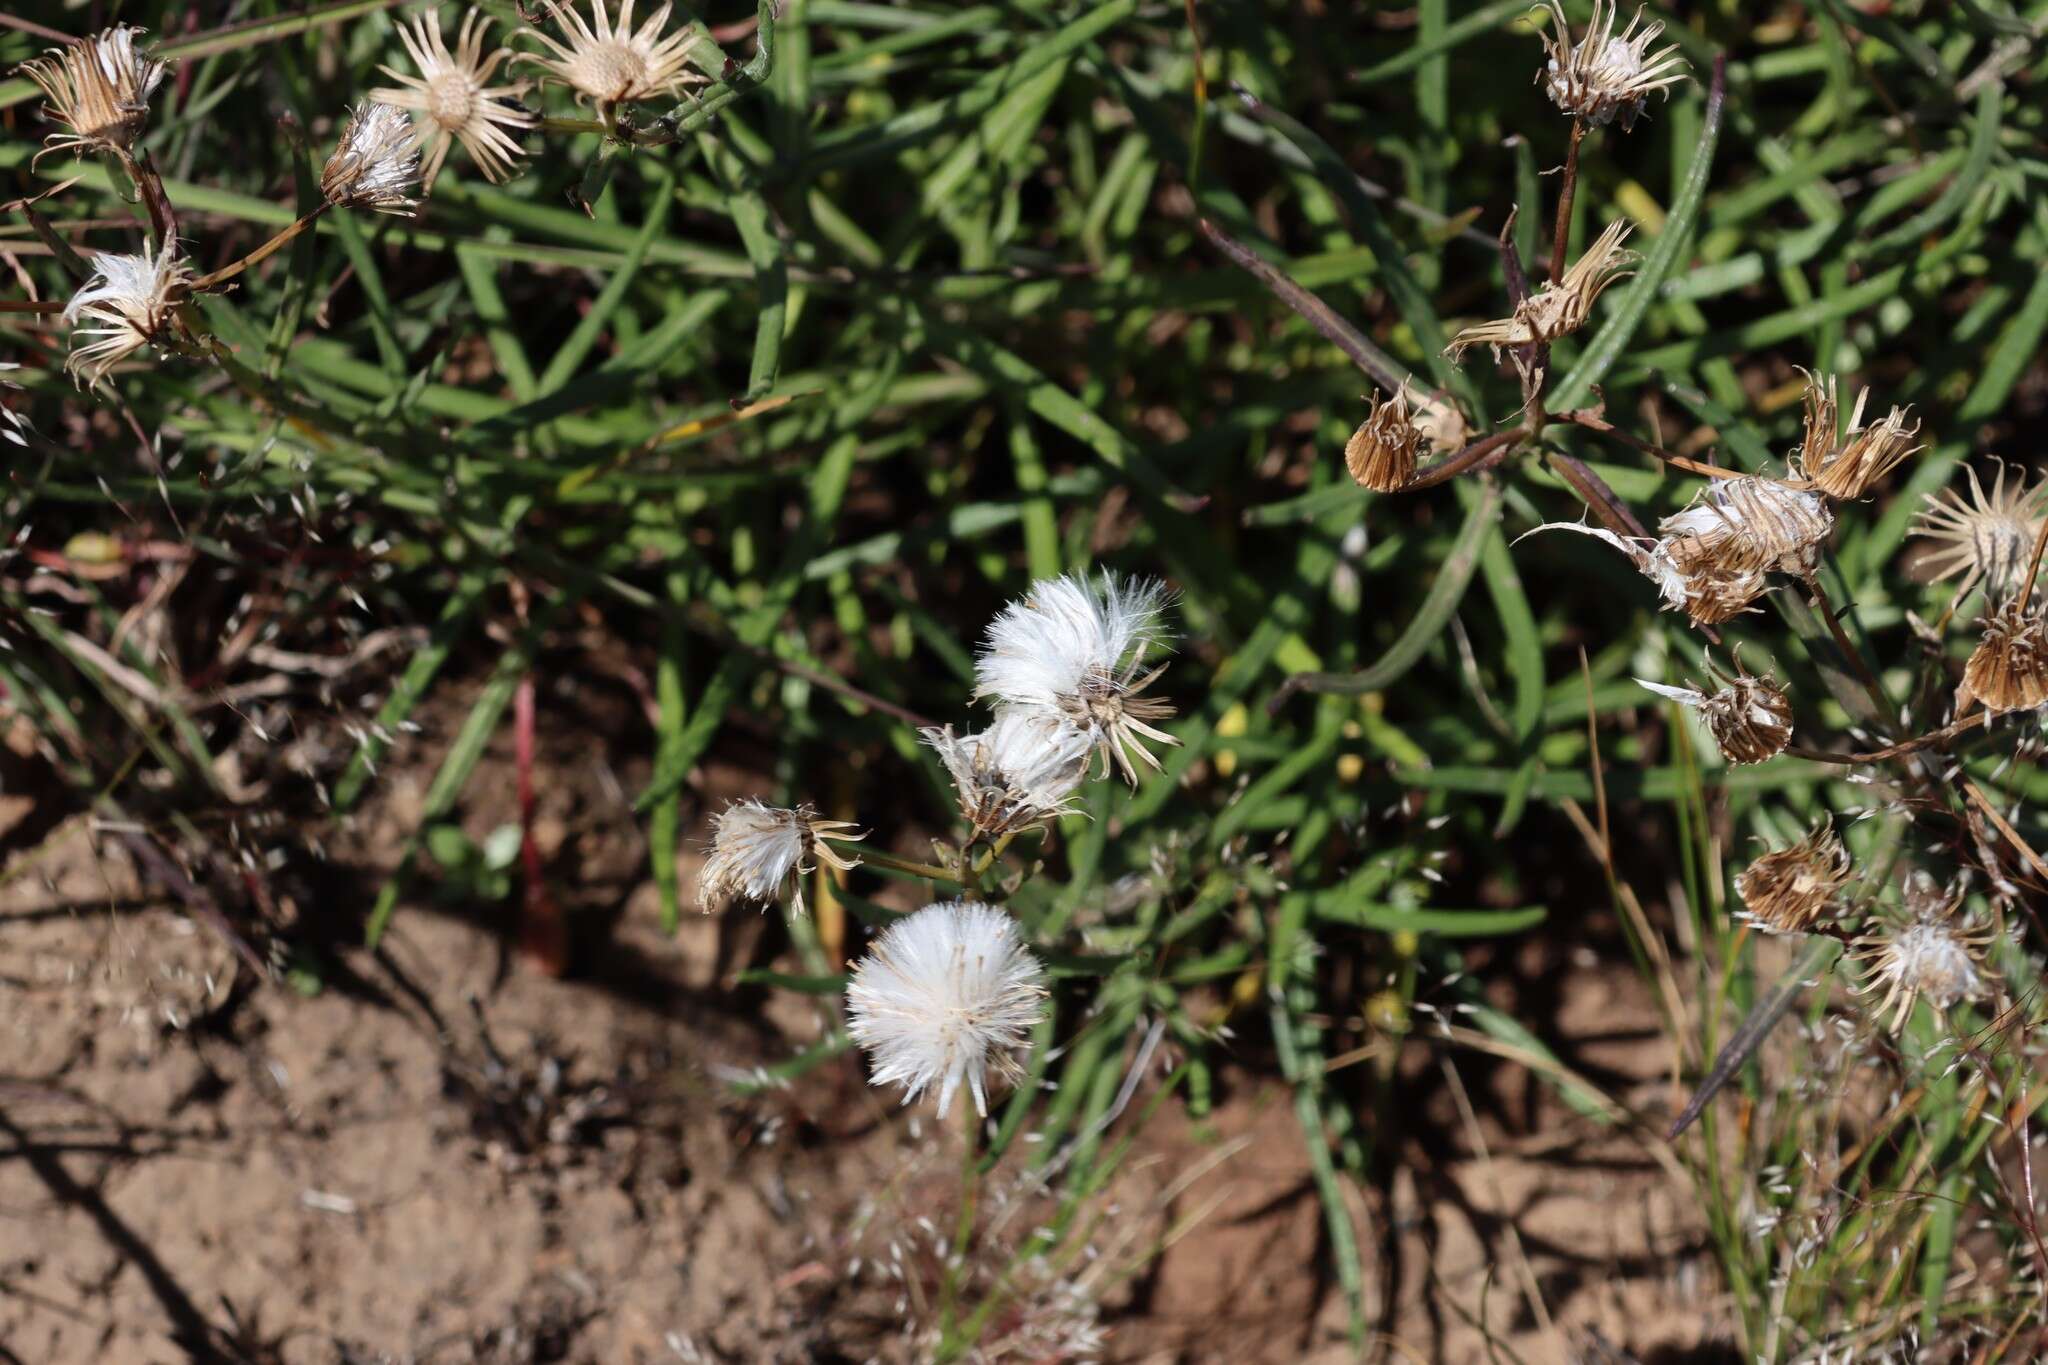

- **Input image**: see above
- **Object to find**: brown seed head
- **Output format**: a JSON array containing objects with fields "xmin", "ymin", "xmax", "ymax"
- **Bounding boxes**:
[
  {"xmin": 1658, "ymin": 475, "xmax": 1834, "ymax": 579},
  {"xmin": 1446, "ymin": 220, "xmax": 1634, "ymax": 359},
  {"xmin": 1344, "ymin": 389, "xmax": 1425, "ymax": 493},
  {"xmin": 1793, "ymin": 374, "xmax": 1921, "ymax": 501},
  {"xmin": 17, "ymin": 26, "xmax": 167, "ymax": 165},
  {"xmin": 1700, "ymin": 656, "xmax": 1792, "ymax": 764},
  {"xmin": 1736, "ymin": 818, "xmax": 1852, "ymax": 935},
  {"xmin": 1535, "ymin": 0, "xmax": 1689, "ymax": 130},
  {"xmin": 1640, "ymin": 654, "xmax": 1793, "ymax": 765},
  {"xmin": 1959, "ymin": 599, "xmax": 2048, "ymax": 716}
]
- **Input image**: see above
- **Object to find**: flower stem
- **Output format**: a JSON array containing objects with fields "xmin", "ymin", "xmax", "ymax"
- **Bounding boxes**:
[
  {"xmin": 1806, "ymin": 575, "xmax": 1892, "ymax": 720},
  {"xmin": 825, "ymin": 840, "xmax": 960, "ymax": 885},
  {"xmin": 191, "ymin": 206, "xmax": 330, "ymax": 290},
  {"xmin": 1548, "ymin": 116, "xmax": 1585, "ymax": 284},
  {"xmin": 1558, "ymin": 408, "xmax": 1753, "ymax": 481},
  {"xmin": 1404, "ymin": 427, "xmax": 1524, "ymax": 491},
  {"xmin": 934, "ymin": 1107, "xmax": 983, "ymax": 1353},
  {"xmin": 1783, "ymin": 710, "xmax": 1990, "ymax": 765}
]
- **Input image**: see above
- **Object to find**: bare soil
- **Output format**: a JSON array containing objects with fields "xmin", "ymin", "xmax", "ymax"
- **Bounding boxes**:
[{"xmin": 1, "ymin": 708, "xmax": 1733, "ymax": 1364}]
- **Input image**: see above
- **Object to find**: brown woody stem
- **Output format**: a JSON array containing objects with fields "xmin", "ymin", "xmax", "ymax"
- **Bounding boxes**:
[
  {"xmin": 1549, "ymin": 117, "xmax": 1585, "ymax": 285},
  {"xmin": 1559, "ymin": 409, "xmax": 1752, "ymax": 480},
  {"xmin": 1783, "ymin": 711, "xmax": 1990, "ymax": 766},
  {"xmin": 1404, "ymin": 428, "xmax": 1524, "ymax": 491},
  {"xmin": 1198, "ymin": 215, "xmax": 1409, "ymax": 395},
  {"xmin": 1806, "ymin": 576, "xmax": 1892, "ymax": 719},
  {"xmin": 191, "ymin": 206, "xmax": 329, "ymax": 290},
  {"xmin": 1548, "ymin": 449, "xmax": 1648, "ymax": 541}
]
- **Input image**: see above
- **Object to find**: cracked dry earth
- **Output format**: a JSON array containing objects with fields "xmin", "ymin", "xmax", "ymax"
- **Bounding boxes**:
[{"xmin": 3, "ymin": 758, "xmax": 1725, "ymax": 1363}]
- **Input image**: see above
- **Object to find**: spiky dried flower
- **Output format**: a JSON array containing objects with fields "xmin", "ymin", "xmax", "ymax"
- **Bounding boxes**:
[
  {"xmin": 17, "ymin": 26, "xmax": 167, "ymax": 165},
  {"xmin": 974, "ymin": 572, "xmax": 1180, "ymax": 786},
  {"xmin": 372, "ymin": 11, "xmax": 535, "ymax": 186},
  {"xmin": 1638, "ymin": 653, "xmax": 1792, "ymax": 765},
  {"xmin": 845, "ymin": 900, "xmax": 1048, "ymax": 1118},
  {"xmin": 1343, "ymin": 387, "xmax": 1426, "ymax": 492},
  {"xmin": 519, "ymin": 0, "xmax": 706, "ymax": 107},
  {"xmin": 1910, "ymin": 460, "xmax": 2047, "ymax": 601},
  {"xmin": 922, "ymin": 708, "xmax": 1092, "ymax": 842},
  {"xmin": 1445, "ymin": 220, "xmax": 1634, "ymax": 359},
  {"xmin": 1790, "ymin": 373, "xmax": 1921, "ymax": 501},
  {"xmin": 1536, "ymin": 0, "xmax": 1688, "ymax": 130},
  {"xmin": 1852, "ymin": 894, "xmax": 1994, "ymax": 1031},
  {"xmin": 321, "ymin": 102, "xmax": 422, "ymax": 214},
  {"xmin": 61, "ymin": 239, "xmax": 193, "ymax": 390},
  {"xmin": 697, "ymin": 798, "xmax": 863, "ymax": 913},
  {"xmin": 1735, "ymin": 818, "xmax": 1851, "ymax": 935},
  {"xmin": 1958, "ymin": 598, "xmax": 2048, "ymax": 716}
]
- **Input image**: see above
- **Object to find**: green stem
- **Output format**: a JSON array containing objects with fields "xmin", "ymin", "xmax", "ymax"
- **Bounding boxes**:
[
  {"xmin": 935, "ymin": 1110, "xmax": 983, "ymax": 1356},
  {"xmin": 826, "ymin": 838, "xmax": 960, "ymax": 885}
]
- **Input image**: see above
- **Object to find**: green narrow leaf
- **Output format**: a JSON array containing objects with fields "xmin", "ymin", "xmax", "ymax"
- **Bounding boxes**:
[{"xmin": 1549, "ymin": 61, "xmax": 1727, "ymax": 409}]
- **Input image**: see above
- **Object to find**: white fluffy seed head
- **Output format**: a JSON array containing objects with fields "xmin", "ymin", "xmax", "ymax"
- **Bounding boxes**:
[
  {"xmin": 61, "ymin": 239, "xmax": 192, "ymax": 389},
  {"xmin": 922, "ymin": 707, "xmax": 1091, "ymax": 839},
  {"xmin": 697, "ymin": 798, "xmax": 863, "ymax": 912},
  {"xmin": 845, "ymin": 901, "xmax": 1048, "ymax": 1118},
  {"xmin": 974, "ymin": 572, "xmax": 1171, "ymax": 711},
  {"xmin": 973, "ymin": 572, "xmax": 1180, "ymax": 785},
  {"xmin": 322, "ymin": 102, "xmax": 422, "ymax": 214}
]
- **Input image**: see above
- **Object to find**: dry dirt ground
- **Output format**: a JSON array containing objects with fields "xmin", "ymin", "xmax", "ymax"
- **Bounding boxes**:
[{"xmin": 2, "ymin": 713, "xmax": 1737, "ymax": 1364}]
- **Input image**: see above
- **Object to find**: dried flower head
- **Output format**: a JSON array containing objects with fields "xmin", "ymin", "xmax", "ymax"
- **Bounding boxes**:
[
  {"xmin": 1735, "ymin": 818, "xmax": 1851, "ymax": 935},
  {"xmin": 373, "ymin": 11, "xmax": 535, "ymax": 185},
  {"xmin": 1852, "ymin": 893, "xmax": 1994, "ymax": 1031},
  {"xmin": 1344, "ymin": 387, "xmax": 1426, "ymax": 492},
  {"xmin": 17, "ymin": 26, "xmax": 167, "ymax": 164},
  {"xmin": 697, "ymin": 798, "xmax": 864, "ymax": 913},
  {"xmin": 519, "ymin": 0, "xmax": 707, "ymax": 107},
  {"xmin": 845, "ymin": 900, "xmax": 1048, "ymax": 1118},
  {"xmin": 1958, "ymin": 597, "xmax": 2048, "ymax": 716},
  {"xmin": 1536, "ymin": 0, "xmax": 1688, "ymax": 130},
  {"xmin": 1658, "ymin": 476, "xmax": 1835, "ymax": 580},
  {"xmin": 974, "ymin": 572, "xmax": 1180, "ymax": 786},
  {"xmin": 1446, "ymin": 220, "xmax": 1634, "ymax": 359},
  {"xmin": 1791, "ymin": 374, "xmax": 1921, "ymax": 501},
  {"xmin": 1638, "ymin": 653, "xmax": 1793, "ymax": 765},
  {"xmin": 923, "ymin": 708, "xmax": 1091, "ymax": 841},
  {"xmin": 1911, "ymin": 460, "xmax": 2047, "ymax": 601},
  {"xmin": 1, "ymin": 364, "xmax": 29, "ymax": 450},
  {"xmin": 1522, "ymin": 521, "xmax": 1772, "ymax": 628},
  {"xmin": 61, "ymin": 240, "xmax": 193, "ymax": 390},
  {"xmin": 321, "ymin": 102, "xmax": 422, "ymax": 214}
]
